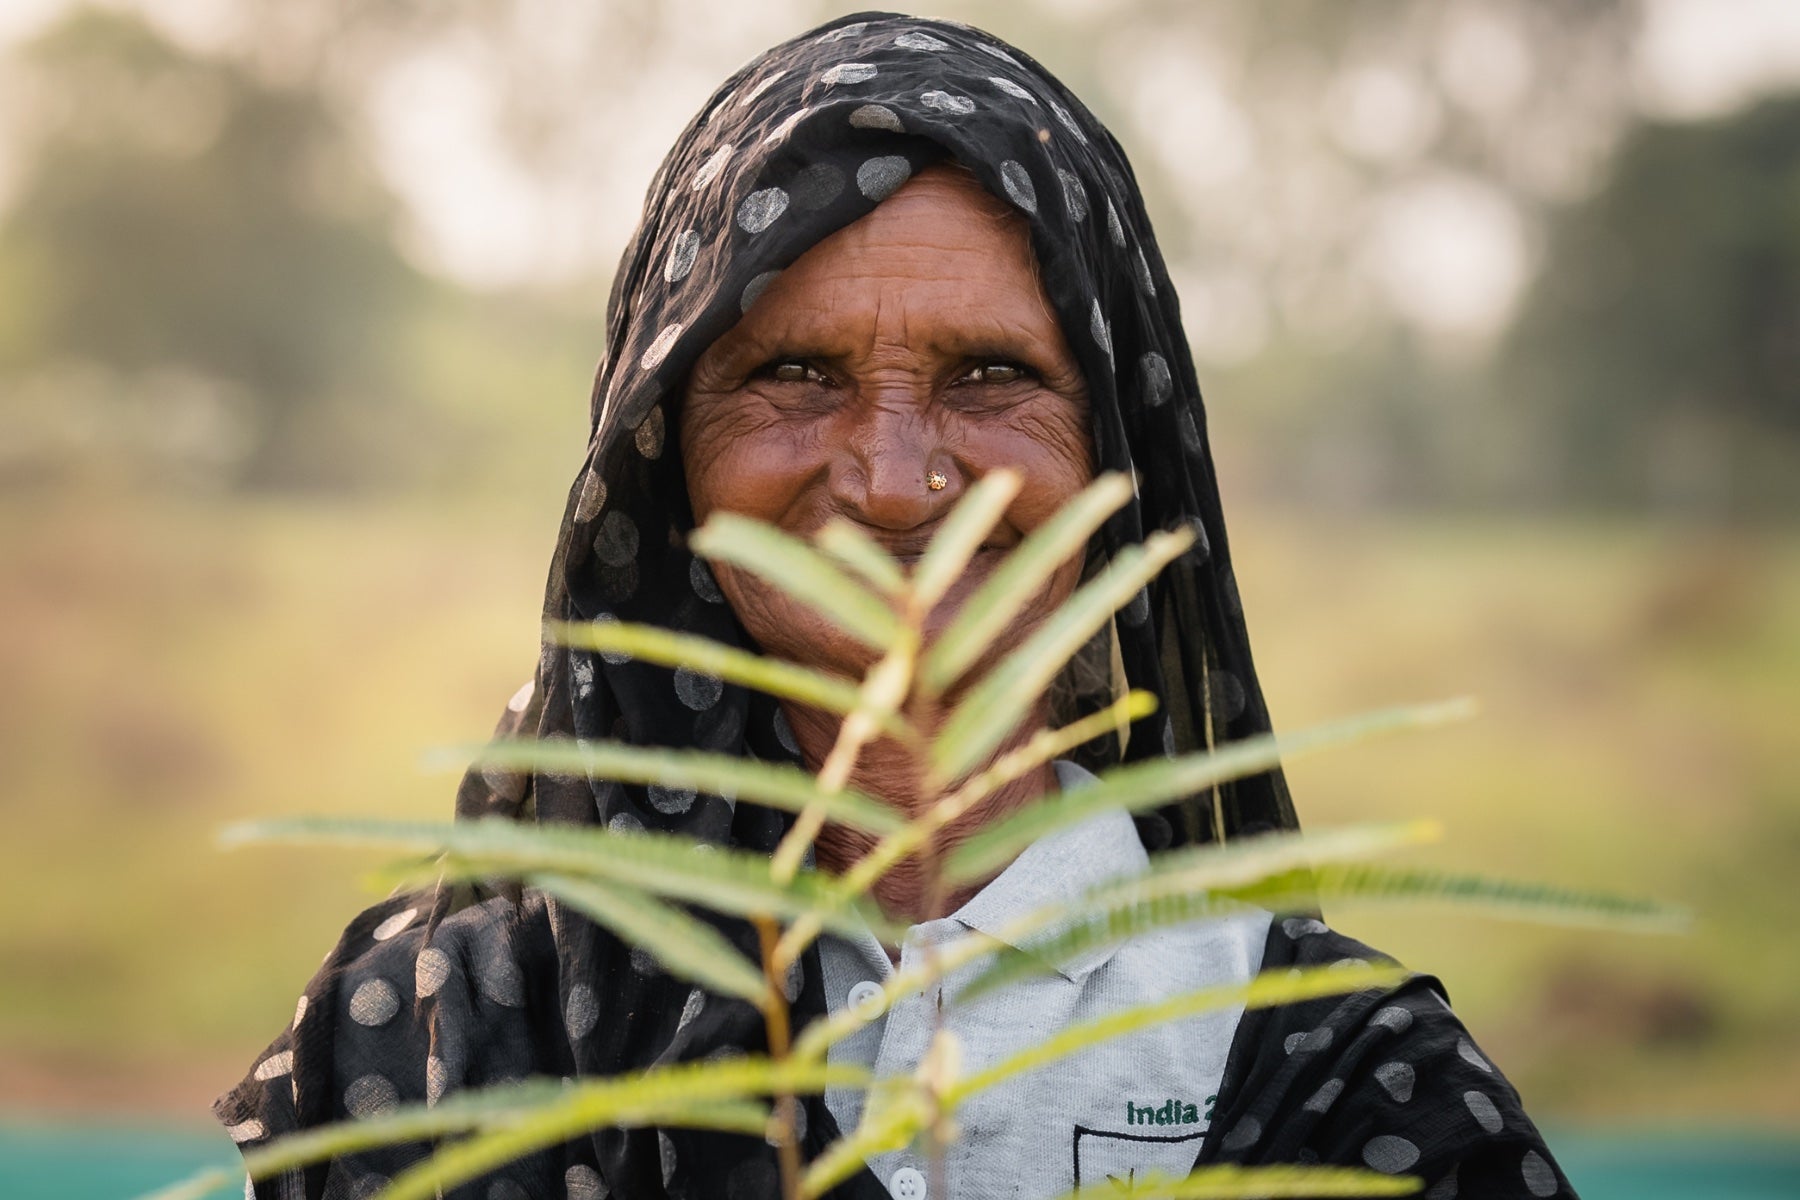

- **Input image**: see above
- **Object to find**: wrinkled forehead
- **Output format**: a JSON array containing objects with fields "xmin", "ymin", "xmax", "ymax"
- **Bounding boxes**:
[{"xmin": 589, "ymin": 13, "xmax": 1140, "ymax": 451}]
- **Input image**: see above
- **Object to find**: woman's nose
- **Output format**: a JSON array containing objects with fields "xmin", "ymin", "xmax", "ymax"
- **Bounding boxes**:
[{"xmin": 833, "ymin": 399, "xmax": 953, "ymax": 531}]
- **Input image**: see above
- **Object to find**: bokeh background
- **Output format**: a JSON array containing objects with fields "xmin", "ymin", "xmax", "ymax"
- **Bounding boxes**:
[{"xmin": 2, "ymin": 0, "xmax": 1797, "ymax": 1190}]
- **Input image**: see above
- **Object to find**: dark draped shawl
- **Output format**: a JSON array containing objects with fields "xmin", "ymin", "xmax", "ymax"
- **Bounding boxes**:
[{"xmin": 216, "ymin": 12, "xmax": 1575, "ymax": 1198}]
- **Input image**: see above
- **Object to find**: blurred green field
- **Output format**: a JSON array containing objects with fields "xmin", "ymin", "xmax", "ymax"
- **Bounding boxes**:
[{"xmin": 1, "ymin": 493, "xmax": 1795, "ymax": 1126}]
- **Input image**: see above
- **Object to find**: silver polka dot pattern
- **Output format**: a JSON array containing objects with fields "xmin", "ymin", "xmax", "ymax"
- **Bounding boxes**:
[
  {"xmin": 571, "ymin": 654, "xmax": 596, "ymax": 698},
  {"xmin": 1284, "ymin": 1026, "xmax": 1333, "ymax": 1054},
  {"xmin": 344, "ymin": 1074, "xmax": 399, "ymax": 1119},
  {"xmin": 783, "ymin": 956, "xmax": 804, "ymax": 1003},
  {"xmin": 425, "ymin": 1055, "xmax": 448, "ymax": 1105},
  {"xmin": 1363, "ymin": 1134, "xmax": 1421, "ymax": 1173},
  {"xmin": 372, "ymin": 907, "xmax": 418, "ymax": 941},
  {"xmin": 1371, "ymin": 1004, "xmax": 1414, "ymax": 1033},
  {"xmin": 674, "ymin": 667, "xmax": 724, "ymax": 710},
  {"xmin": 630, "ymin": 946, "xmax": 659, "ymax": 975},
  {"xmin": 1464, "ymin": 1089, "xmax": 1503, "ymax": 1133},
  {"xmin": 772, "ymin": 708, "xmax": 800, "ymax": 755},
  {"xmin": 848, "ymin": 104, "xmax": 903, "ymax": 132},
  {"xmin": 762, "ymin": 107, "xmax": 811, "ymax": 146},
  {"xmin": 988, "ymin": 76, "xmax": 1036, "ymax": 103},
  {"xmin": 818, "ymin": 21, "xmax": 867, "ymax": 43},
  {"xmin": 639, "ymin": 323, "xmax": 682, "ymax": 370},
  {"xmin": 1458, "ymin": 1037, "xmax": 1494, "ymax": 1073},
  {"xmin": 856, "ymin": 155, "xmax": 912, "ymax": 201},
  {"xmin": 895, "ymin": 30, "xmax": 949, "ymax": 50},
  {"xmin": 821, "ymin": 62, "xmax": 877, "ymax": 85},
  {"xmin": 999, "ymin": 160, "xmax": 1036, "ymax": 213},
  {"xmin": 737, "ymin": 70, "xmax": 786, "ymax": 107},
  {"xmin": 574, "ymin": 468, "xmax": 607, "ymax": 522},
  {"xmin": 351, "ymin": 1176, "xmax": 389, "ymax": 1200},
  {"xmin": 658, "ymin": 1130, "xmax": 679, "ymax": 1187},
  {"xmin": 677, "ymin": 987, "xmax": 707, "ymax": 1033},
  {"xmin": 649, "ymin": 783, "xmax": 699, "ymax": 814},
  {"xmin": 594, "ymin": 511, "xmax": 639, "ymax": 567},
  {"xmin": 635, "ymin": 407, "xmax": 665, "ymax": 459},
  {"xmin": 737, "ymin": 187, "xmax": 789, "ymax": 233},
  {"xmin": 920, "ymin": 89, "xmax": 975, "ymax": 115},
  {"xmin": 741, "ymin": 270, "xmax": 781, "ymax": 312},
  {"xmin": 1220, "ymin": 1116, "xmax": 1261, "ymax": 1152},
  {"xmin": 565, "ymin": 983, "xmax": 599, "ymax": 1040},
  {"xmin": 1522, "ymin": 1151, "xmax": 1558, "ymax": 1196},
  {"xmin": 293, "ymin": 993, "xmax": 308, "ymax": 1027},
  {"xmin": 609, "ymin": 810, "xmax": 644, "ymax": 833},
  {"xmin": 1375, "ymin": 1060, "xmax": 1415, "ymax": 1102},
  {"xmin": 348, "ymin": 978, "xmax": 400, "ymax": 1027},
  {"xmin": 1048, "ymin": 97, "xmax": 1087, "ymax": 143},
  {"xmin": 254, "ymin": 1050, "xmax": 294, "ymax": 1081},
  {"xmin": 226, "ymin": 1118, "xmax": 266, "ymax": 1143},
  {"xmin": 565, "ymin": 1164, "xmax": 607, "ymax": 1200},
  {"xmin": 1090, "ymin": 299, "xmax": 1112, "ymax": 359},
  {"xmin": 1135, "ymin": 246, "xmax": 1156, "ymax": 295},
  {"xmin": 1282, "ymin": 916, "xmax": 1328, "ymax": 938},
  {"xmin": 415, "ymin": 947, "xmax": 451, "ymax": 996},
  {"xmin": 477, "ymin": 947, "xmax": 524, "ymax": 1008},
  {"xmin": 1057, "ymin": 168, "xmax": 1088, "ymax": 221},
  {"xmin": 1303, "ymin": 1078, "xmax": 1344, "ymax": 1113},
  {"xmin": 664, "ymin": 230, "xmax": 701, "ymax": 283},
  {"xmin": 1106, "ymin": 199, "xmax": 1126, "ymax": 247},
  {"xmin": 1141, "ymin": 351, "xmax": 1172, "ymax": 406},
  {"xmin": 977, "ymin": 42, "xmax": 1021, "ymax": 66},
  {"xmin": 690, "ymin": 145, "xmax": 732, "ymax": 191},
  {"xmin": 506, "ymin": 679, "xmax": 533, "ymax": 712},
  {"xmin": 690, "ymin": 558, "xmax": 725, "ymax": 603}
]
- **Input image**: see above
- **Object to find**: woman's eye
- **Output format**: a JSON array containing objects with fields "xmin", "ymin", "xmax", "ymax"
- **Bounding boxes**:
[
  {"xmin": 767, "ymin": 360, "xmax": 827, "ymax": 384},
  {"xmin": 959, "ymin": 362, "xmax": 1029, "ymax": 385}
]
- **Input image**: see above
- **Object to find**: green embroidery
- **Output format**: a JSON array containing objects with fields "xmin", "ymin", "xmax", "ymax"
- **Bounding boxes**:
[{"xmin": 1123, "ymin": 1098, "xmax": 1202, "ymax": 1126}]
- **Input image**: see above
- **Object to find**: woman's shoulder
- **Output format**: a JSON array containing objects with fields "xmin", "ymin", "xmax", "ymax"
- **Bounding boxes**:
[
  {"xmin": 213, "ymin": 886, "xmax": 574, "ymax": 1196},
  {"xmin": 1199, "ymin": 915, "xmax": 1580, "ymax": 1198}
]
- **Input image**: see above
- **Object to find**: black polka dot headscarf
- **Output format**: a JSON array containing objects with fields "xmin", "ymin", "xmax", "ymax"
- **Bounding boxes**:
[
  {"xmin": 457, "ymin": 3, "xmax": 1300, "ymax": 1183},
  {"xmin": 472, "ymin": 9, "xmax": 1295, "ymax": 838}
]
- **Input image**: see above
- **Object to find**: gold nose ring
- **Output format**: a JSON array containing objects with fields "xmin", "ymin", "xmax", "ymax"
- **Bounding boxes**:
[{"xmin": 926, "ymin": 471, "xmax": 948, "ymax": 492}]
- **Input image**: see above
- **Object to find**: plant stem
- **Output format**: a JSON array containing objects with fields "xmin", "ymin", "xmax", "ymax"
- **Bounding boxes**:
[{"xmin": 755, "ymin": 913, "xmax": 805, "ymax": 1200}]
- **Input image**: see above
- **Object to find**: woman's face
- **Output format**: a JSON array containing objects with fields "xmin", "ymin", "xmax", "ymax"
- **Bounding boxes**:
[{"xmin": 681, "ymin": 163, "xmax": 1093, "ymax": 680}]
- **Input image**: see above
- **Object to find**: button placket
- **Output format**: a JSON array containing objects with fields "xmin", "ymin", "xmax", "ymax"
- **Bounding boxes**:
[{"xmin": 889, "ymin": 1165, "xmax": 927, "ymax": 1198}]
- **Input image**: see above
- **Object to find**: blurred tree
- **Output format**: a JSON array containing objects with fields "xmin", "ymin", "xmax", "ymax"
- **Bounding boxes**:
[
  {"xmin": 1499, "ymin": 94, "xmax": 1800, "ymax": 519},
  {"xmin": 0, "ymin": 8, "xmax": 425, "ymax": 488}
]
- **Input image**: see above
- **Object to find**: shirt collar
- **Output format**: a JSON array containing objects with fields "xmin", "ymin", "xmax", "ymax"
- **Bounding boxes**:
[{"xmin": 948, "ymin": 759, "xmax": 1147, "ymax": 983}]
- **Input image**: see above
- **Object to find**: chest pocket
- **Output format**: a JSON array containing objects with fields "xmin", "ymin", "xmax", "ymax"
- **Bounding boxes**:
[{"xmin": 1072, "ymin": 1125, "xmax": 1205, "ymax": 1193}]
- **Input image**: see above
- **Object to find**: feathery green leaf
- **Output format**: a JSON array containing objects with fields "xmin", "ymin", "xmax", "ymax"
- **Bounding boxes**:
[
  {"xmin": 816, "ymin": 520, "xmax": 906, "ymax": 596},
  {"xmin": 546, "ymin": 620, "xmax": 895, "ymax": 733},
  {"xmin": 1044, "ymin": 1165, "xmax": 1420, "ymax": 1199},
  {"xmin": 921, "ymin": 472, "xmax": 1134, "ymax": 694},
  {"xmin": 223, "ymin": 817, "xmax": 894, "ymax": 938},
  {"xmin": 945, "ymin": 701, "xmax": 1475, "ymax": 882},
  {"xmin": 691, "ymin": 514, "xmax": 900, "ymax": 648},
  {"xmin": 531, "ymin": 872, "xmax": 771, "ymax": 1005},
  {"xmin": 463, "ymin": 738, "xmax": 903, "ymax": 835},
  {"xmin": 931, "ymin": 526, "xmax": 1196, "ymax": 786},
  {"xmin": 1229, "ymin": 864, "xmax": 1690, "ymax": 933},
  {"xmin": 946, "ymin": 962, "xmax": 1407, "ymax": 1106},
  {"xmin": 910, "ymin": 469, "xmax": 1022, "ymax": 611}
]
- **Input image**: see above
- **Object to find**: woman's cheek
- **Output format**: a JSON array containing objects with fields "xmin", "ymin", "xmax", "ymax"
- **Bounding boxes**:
[{"xmin": 683, "ymin": 393, "xmax": 819, "ymax": 525}]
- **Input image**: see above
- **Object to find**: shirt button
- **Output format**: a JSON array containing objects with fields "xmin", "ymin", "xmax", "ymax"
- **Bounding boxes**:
[
  {"xmin": 889, "ymin": 1166, "xmax": 927, "ymax": 1199},
  {"xmin": 847, "ymin": 980, "xmax": 885, "ymax": 1019}
]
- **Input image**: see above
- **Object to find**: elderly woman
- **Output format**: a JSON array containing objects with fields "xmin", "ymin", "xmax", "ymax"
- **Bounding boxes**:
[{"xmin": 217, "ymin": 13, "xmax": 1575, "ymax": 1200}]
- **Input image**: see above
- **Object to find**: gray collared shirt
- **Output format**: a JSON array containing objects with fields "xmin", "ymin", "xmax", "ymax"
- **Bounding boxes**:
[{"xmin": 818, "ymin": 761, "xmax": 1271, "ymax": 1198}]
